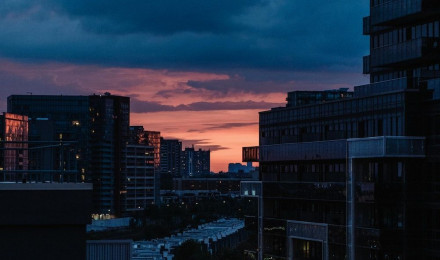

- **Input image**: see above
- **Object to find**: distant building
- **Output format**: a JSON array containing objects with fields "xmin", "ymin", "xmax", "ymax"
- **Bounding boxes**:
[
  {"xmin": 160, "ymin": 138, "xmax": 182, "ymax": 176},
  {"xmin": 122, "ymin": 144, "xmax": 155, "ymax": 215},
  {"xmin": 181, "ymin": 147, "xmax": 210, "ymax": 177},
  {"xmin": 173, "ymin": 177, "xmax": 241, "ymax": 195},
  {"xmin": 130, "ymin": 127, "xmax": 160, "ymax": 168},
  {"xmin": 0, "ymin": 113, "xmax": 29, "ymax": 181},
  {"xmin": 228, "ymin": 162, "xmax": 254, "ymax": 174},
  {"xmin": 120, "ymin": 126, "xmax": 160, "ymax": 215}
]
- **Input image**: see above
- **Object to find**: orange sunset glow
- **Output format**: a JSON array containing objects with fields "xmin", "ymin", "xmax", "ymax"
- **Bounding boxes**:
[{"xmin": 0, "ymin": 59, "xmax": 290, "ymax": 172}]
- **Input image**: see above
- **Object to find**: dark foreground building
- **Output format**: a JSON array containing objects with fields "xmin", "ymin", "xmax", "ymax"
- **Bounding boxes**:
[
  {"xmin": 242, "ymin": 1, "xmax": 440, "ymax": 259},
  {"xmin": 0, "ymin": 183, "xmax": 92, "ymax": 260}
]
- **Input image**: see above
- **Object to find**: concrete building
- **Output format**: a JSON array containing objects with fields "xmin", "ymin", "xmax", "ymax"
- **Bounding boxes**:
[{"xmin": 242, "ymin": 1, "xmax": 440, "ymax": 259}]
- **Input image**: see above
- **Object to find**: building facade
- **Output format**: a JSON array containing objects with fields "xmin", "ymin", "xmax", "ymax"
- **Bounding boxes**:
[
  {"xmin": 242, "ymin": 1, "xmax": 440, "ymax": 259},
  {"xmin": 0, "ymin": 113, "xmax": 29, "ymax": 182},
  {"xmin": 121, "ymin": 126, "xmax": 159, "ymax": 215},
  {"xmin": 8, "ymin": 93, "xmax": 130, "ymax": 216},
  {"xmin": 160, "ymin": 138, "xmax": 182, "ymax": 177},
  {"xmin": 181, "ymin": 147, "xmax": 210, "ymax": 177}
]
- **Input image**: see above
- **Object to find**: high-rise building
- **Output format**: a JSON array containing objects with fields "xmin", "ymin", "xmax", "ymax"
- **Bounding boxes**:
[
  {"xmin": 122, "ymin": 144, "xmax": 155, "ymax": 215},
  {"xmin": 8, "ymin": 93, "xmax": 130, "ymax": 216},
  {"xmin": 242, "ymin": 1, "xmax": 440, "ymax": 259},
  {"xmin": 160, "ymin": 138, "xmax": 182, "ymax": 177},
  {"xmin": 129, "ymin": 127, "xmax": 161, "ymax": 168},
  {"xmin": 181, "ymin": 147, "xmax": 210, "ymax": 177},
  {"xmin": 121, "ymin": 126, "xmax": 159, "ymax": 214},
  {"xmin": 88, "ymin": 94, "xmax": 130, "ymax": 216}
]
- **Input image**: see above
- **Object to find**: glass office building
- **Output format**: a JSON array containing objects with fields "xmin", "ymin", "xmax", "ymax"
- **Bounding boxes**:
[
  {"xmin": 242, "ymin": 1, "xmax": 440, "ymax": 259},
  {"xmin": 8, "ymin": 93, "xmax": 130, "ymax": 216}
]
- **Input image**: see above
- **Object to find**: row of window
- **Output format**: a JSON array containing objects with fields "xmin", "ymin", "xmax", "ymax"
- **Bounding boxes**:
[
  {"xmin": 261, "ymin": 114, "xmax": 403, "ymax": 145},
  {"xmin": 260, "ymin": 93, "xmax": 404, "ymax": 125},
  {"xmin": 372, "ymin": 20, "xmax": 440, "ymax": 49}
]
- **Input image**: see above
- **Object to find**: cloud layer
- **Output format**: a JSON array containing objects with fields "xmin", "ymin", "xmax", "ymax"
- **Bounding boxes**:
[
  {"xmin": 0, "ymin": 0, "xmax": 369, "ymax": 71},
  {"xmin": 0, "ymin": 0, "xmax": 371, "ymax": 171}
]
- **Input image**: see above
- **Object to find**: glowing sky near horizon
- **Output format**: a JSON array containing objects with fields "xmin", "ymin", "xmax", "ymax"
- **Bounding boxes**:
[{"xmin": 0, "ymin": 0, "xmax": 370, "ymax": 171}]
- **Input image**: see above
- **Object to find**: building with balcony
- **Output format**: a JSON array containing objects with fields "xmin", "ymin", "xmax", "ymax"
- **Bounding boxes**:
[{"xmin": 242, "ymin": 1, "xmax": 440, "ymax": 259}]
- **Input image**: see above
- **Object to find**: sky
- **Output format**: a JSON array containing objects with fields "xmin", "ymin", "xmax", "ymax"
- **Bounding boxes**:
[{"xmin": 0, "ymin": 0, "xmax": 370, "ymax": 172}]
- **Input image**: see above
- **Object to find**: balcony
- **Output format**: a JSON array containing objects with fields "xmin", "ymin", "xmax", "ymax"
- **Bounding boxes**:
[
  {"xmin": 354, "ymin": 77, "xmax": 409, "ymax": 97},
  {"xmin": 370, "ymin": 0, "xmax": 440, "ymax": 26},
  {"xmin": 259, "ymin": 140, "xmax": 347, "ymax": 162},
  {"xmin": 348, "ymin": 136, "xmax": 425, "ymax": 158},
  {"xmin": 370, "ymin": 37, "xmax": 440, "ymax": 68},
  {"xmin": 242, "ymin": 146, "xmax": 259, "ymax": 162}
]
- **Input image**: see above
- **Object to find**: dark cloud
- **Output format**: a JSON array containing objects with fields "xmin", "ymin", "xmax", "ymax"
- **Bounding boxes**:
[
  {"xmin": 163, "ymin": 138, "xmax": 230, "ymax": 151},
  {"xmin": 0, "ymin": 69, "xmax": 88, "ymax": 111},
  {"xmin": 187, "ymin": 122, "xmax": 258, "ymax": 133},
  {"xmin": 46, "ymin": 0, "xmax": 259, "ymax": 35},
  {"xmin": 0, "ymin": 0, "xmax": 369, "ymax": 73},
  {"xmin": 186, "ymin": 69, "xmax": 369, "ymax": 94},
  {"xmin": 131, "ymin": 99, "xmax": 284, "ymax": 113}
]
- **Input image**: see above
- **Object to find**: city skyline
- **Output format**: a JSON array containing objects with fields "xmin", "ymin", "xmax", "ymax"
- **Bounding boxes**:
[{"xmin": 0, "ymin": 1, "xmax": 370, "ymax": 171}]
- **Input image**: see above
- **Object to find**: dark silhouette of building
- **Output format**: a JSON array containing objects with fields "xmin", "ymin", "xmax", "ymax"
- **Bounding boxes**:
[
  {"xmin": 181, "ymin": 147, "xmax": 210, "ymax": 177},
  {"xmin": 160, "ymin": 138, "xmax": 182, "ymax": 177},
  {"xmin": 0, "ymin": 182, "xmax": 92, "ymax": 260},
  {"xmin": 7, "ymin": 93, "xmax": 130, "ymax": 217},
  {"xmin": 228, "ymin": 162, "xmax": 254, "ymax": 174},
  {"xmin": 242, "ymin": 1, "xmax": 440, "ymax": 259},
  {"xmin": 89, "ymin": 94, "xmax": 130, "ymax": 217}
]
